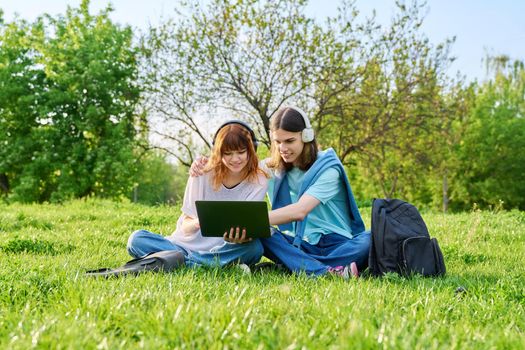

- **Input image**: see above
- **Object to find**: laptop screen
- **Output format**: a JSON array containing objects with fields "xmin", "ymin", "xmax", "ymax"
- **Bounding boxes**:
[{"xmin": 195, "ymin": 200, "xmax": 271, "ymax": 238}]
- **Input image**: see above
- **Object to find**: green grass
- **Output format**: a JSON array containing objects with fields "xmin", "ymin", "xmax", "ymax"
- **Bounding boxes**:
[{"xmin": 0, "ymin": 200, "xmax": 524, "ymax": 349}]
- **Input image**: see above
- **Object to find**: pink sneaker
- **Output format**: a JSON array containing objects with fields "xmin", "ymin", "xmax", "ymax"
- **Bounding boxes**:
[
  {"xmin": 327, "ymin": 262, "xmax": 359, "ymax": 279},
  {"xmin": 349, "ymin": 262, "xmax": 359, "ymax": 278}
]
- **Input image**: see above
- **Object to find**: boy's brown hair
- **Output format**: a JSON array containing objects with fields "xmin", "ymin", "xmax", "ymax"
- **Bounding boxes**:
[{"xmin": 267, "ymin": 107, "xmax": 318, "ymax": 172}]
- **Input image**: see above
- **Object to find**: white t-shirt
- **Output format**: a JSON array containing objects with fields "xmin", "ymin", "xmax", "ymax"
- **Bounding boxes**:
[{"xmin": 167, "ymin": 171, "xmax": 268, "ymax": 253}]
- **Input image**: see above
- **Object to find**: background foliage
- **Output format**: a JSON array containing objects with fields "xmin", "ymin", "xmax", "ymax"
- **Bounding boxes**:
[
  {"xmin": 1, "ymin": 0, "xmax": 524, "ymax": 210},
  {"xmin": 450, "ymin": 57, "xmax": 525, "ymax": 210},
  {"xmin": 0, "ymin": 1, "xmax": 141, "ymax": 202}
]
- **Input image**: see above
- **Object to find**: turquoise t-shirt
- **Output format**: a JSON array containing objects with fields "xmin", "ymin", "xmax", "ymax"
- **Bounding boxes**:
[{"xmin": 280, "ymin": 167, "xmax": 353, "ymax": 245}]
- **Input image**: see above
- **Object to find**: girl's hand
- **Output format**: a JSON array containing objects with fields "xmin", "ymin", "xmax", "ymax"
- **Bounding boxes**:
[
  {"xmin": 191, "ymin": 220, "xmax": 200, "ymax": 234},
  {"xmin": 189, "ymin": 156, "xmax": 208, "ymax": 177},
  {"xmin": 182, "ymin": 216, "xmax": 200, "ymax": 236},
  {"xmin": 223, "ymin": 227, "xmax": 252, "ymax": 244}
]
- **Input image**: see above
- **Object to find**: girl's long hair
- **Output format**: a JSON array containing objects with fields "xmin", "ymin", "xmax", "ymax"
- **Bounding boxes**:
[
  {"xmin": 267, "ymin": 107, "xmax": 318, "ymax": 172},
  {"xmin": 204, "ymin": 123, "xmax": 267, "ymax": 190}
]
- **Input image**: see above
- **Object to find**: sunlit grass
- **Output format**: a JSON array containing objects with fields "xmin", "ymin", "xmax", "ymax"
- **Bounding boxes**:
[{"xmin": 0, "ymin": 200, "xmax": 524, "ymax": 349}]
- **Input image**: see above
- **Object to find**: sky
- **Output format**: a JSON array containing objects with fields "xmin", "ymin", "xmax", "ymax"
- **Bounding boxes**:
[{"xmin": 1, "ymin": 0, "xmax": 524, "ymax": 83}]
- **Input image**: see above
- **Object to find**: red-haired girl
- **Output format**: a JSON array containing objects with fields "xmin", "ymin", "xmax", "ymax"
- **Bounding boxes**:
[{"xmin": 127, "ymin": 121, "xmax": 268, "ymax": 268}]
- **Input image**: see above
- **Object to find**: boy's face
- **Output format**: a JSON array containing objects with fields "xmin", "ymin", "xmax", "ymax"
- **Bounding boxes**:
[{"xmin": 272, "ymin": 129, "xmax": 304, "ymax": 166}]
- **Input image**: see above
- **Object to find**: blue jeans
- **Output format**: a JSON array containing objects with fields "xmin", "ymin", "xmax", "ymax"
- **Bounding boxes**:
[
  {"xmin": 127, "ymin": 230, "xmax": 263, "ymax": 268},
  {"xmin": 261, "ymin": 229, "xmax": 371, "ymax": 276}
]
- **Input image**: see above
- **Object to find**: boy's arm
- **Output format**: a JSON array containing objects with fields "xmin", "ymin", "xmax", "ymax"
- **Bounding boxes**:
[
  {"xmin": 189, "ymin": 156, "xmax": 208, "ymax": 177},
  {"xmin": 268, "ymin": 194, "xmax": 320, "ymax": 225}
]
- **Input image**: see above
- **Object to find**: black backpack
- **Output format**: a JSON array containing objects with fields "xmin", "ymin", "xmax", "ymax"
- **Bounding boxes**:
[{"xmin": 368, "ymin": 198, "xmax": 446, "ymax": 277}]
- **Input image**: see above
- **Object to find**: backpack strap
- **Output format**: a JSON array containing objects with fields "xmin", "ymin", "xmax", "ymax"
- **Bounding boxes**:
[{"xmin": 378, "ymin": 207, "xmax": 386, "ymax": 255}]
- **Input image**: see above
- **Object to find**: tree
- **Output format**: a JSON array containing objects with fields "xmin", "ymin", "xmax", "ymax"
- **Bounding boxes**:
[
  {"xmin": 140, "ymin": 0, "xmax": 325, "ymax": 164},
  {"xmin": 0, "ymin": 0, "xmax": 142, "ymax": 202},
  {"xmin": 130, "ymin": 151, "xmax": 187, "ymax": 206},
  {"xmin": 0, "ymin": 14, "xmax": 49, "ymax": 199},
  {"xmin": 141, "ymin": 0, "xmax": 466, "ymax": 209},
  {"xmin": 314, "ymin": 1, "xmax": 459, "ymax": 205},
  {"xmin": 451, "ymin": 56, "xmax": 525, "ymax": 210}
]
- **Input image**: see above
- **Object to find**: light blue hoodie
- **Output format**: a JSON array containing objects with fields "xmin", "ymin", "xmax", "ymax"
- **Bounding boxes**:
[{"xmin": 270, "ymin": 148, "xmax": 366, "ymax": 247}]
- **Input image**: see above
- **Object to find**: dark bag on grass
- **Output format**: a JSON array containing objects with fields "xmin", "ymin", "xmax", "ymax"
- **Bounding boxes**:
[
  {"xmin": 368, "ymin": 198, "xmax": 446, "ymax": 277},
  {"xmin": 86, "ymin": 250, "xmax": 185, "ymax": 278}
]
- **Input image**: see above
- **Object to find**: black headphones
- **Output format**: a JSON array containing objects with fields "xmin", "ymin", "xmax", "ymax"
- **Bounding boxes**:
[{"xmin": 212, "ymin": 120, "xmax": 258, "ymax": 151}]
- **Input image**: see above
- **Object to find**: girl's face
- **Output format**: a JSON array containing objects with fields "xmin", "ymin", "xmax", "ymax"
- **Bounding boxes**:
[
  {"xmin": 272, "ymin": 129, "xmax": 305, "ymax": 166},
  {"xmin": 221, "ymin": 148, "xmax": 249, "ymax": 175}
]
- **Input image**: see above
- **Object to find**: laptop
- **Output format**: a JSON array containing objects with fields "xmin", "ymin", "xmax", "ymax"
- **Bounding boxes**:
[{"xmin": 195, "ymin": 200, "xmax": 271, "ymax": 238}]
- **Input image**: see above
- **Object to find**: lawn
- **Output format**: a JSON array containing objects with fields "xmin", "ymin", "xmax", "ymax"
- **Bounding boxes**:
[{"xmin": 0, "ymin": 200, "xmax": 524, "ymax": 349}]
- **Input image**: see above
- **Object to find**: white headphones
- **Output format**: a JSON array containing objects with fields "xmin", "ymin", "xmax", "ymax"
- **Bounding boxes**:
[{"xmin": 287, "ymin": 106, "xmax": 315, "ymax": 142}]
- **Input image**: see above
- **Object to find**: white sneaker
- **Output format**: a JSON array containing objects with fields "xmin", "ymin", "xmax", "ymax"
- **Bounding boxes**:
[{"xmin": 237, "ymin": 263, "xmax": 251, "ymax": 275}]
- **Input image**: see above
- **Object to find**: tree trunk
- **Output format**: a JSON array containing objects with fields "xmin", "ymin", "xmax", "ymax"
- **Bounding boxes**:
[
  {"xmin": 0, "ymin": 174, "xmax": 9, "ymax": 194},
  {"xmin": 133, "ymin": 185, "xmax": 138, "ymax": 203},
  {"xmin": 442, "ymin": 171, "xmax": 449, "ymax": 213}
]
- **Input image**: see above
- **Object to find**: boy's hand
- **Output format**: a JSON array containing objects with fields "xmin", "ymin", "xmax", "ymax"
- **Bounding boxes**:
[
  {"xmin": 189, "ymin": 156, "xmax": 208, "ymax": 177},
  {"xmin": 223, "ymin": 227, "xmax": 252, "ymax": 244}
]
